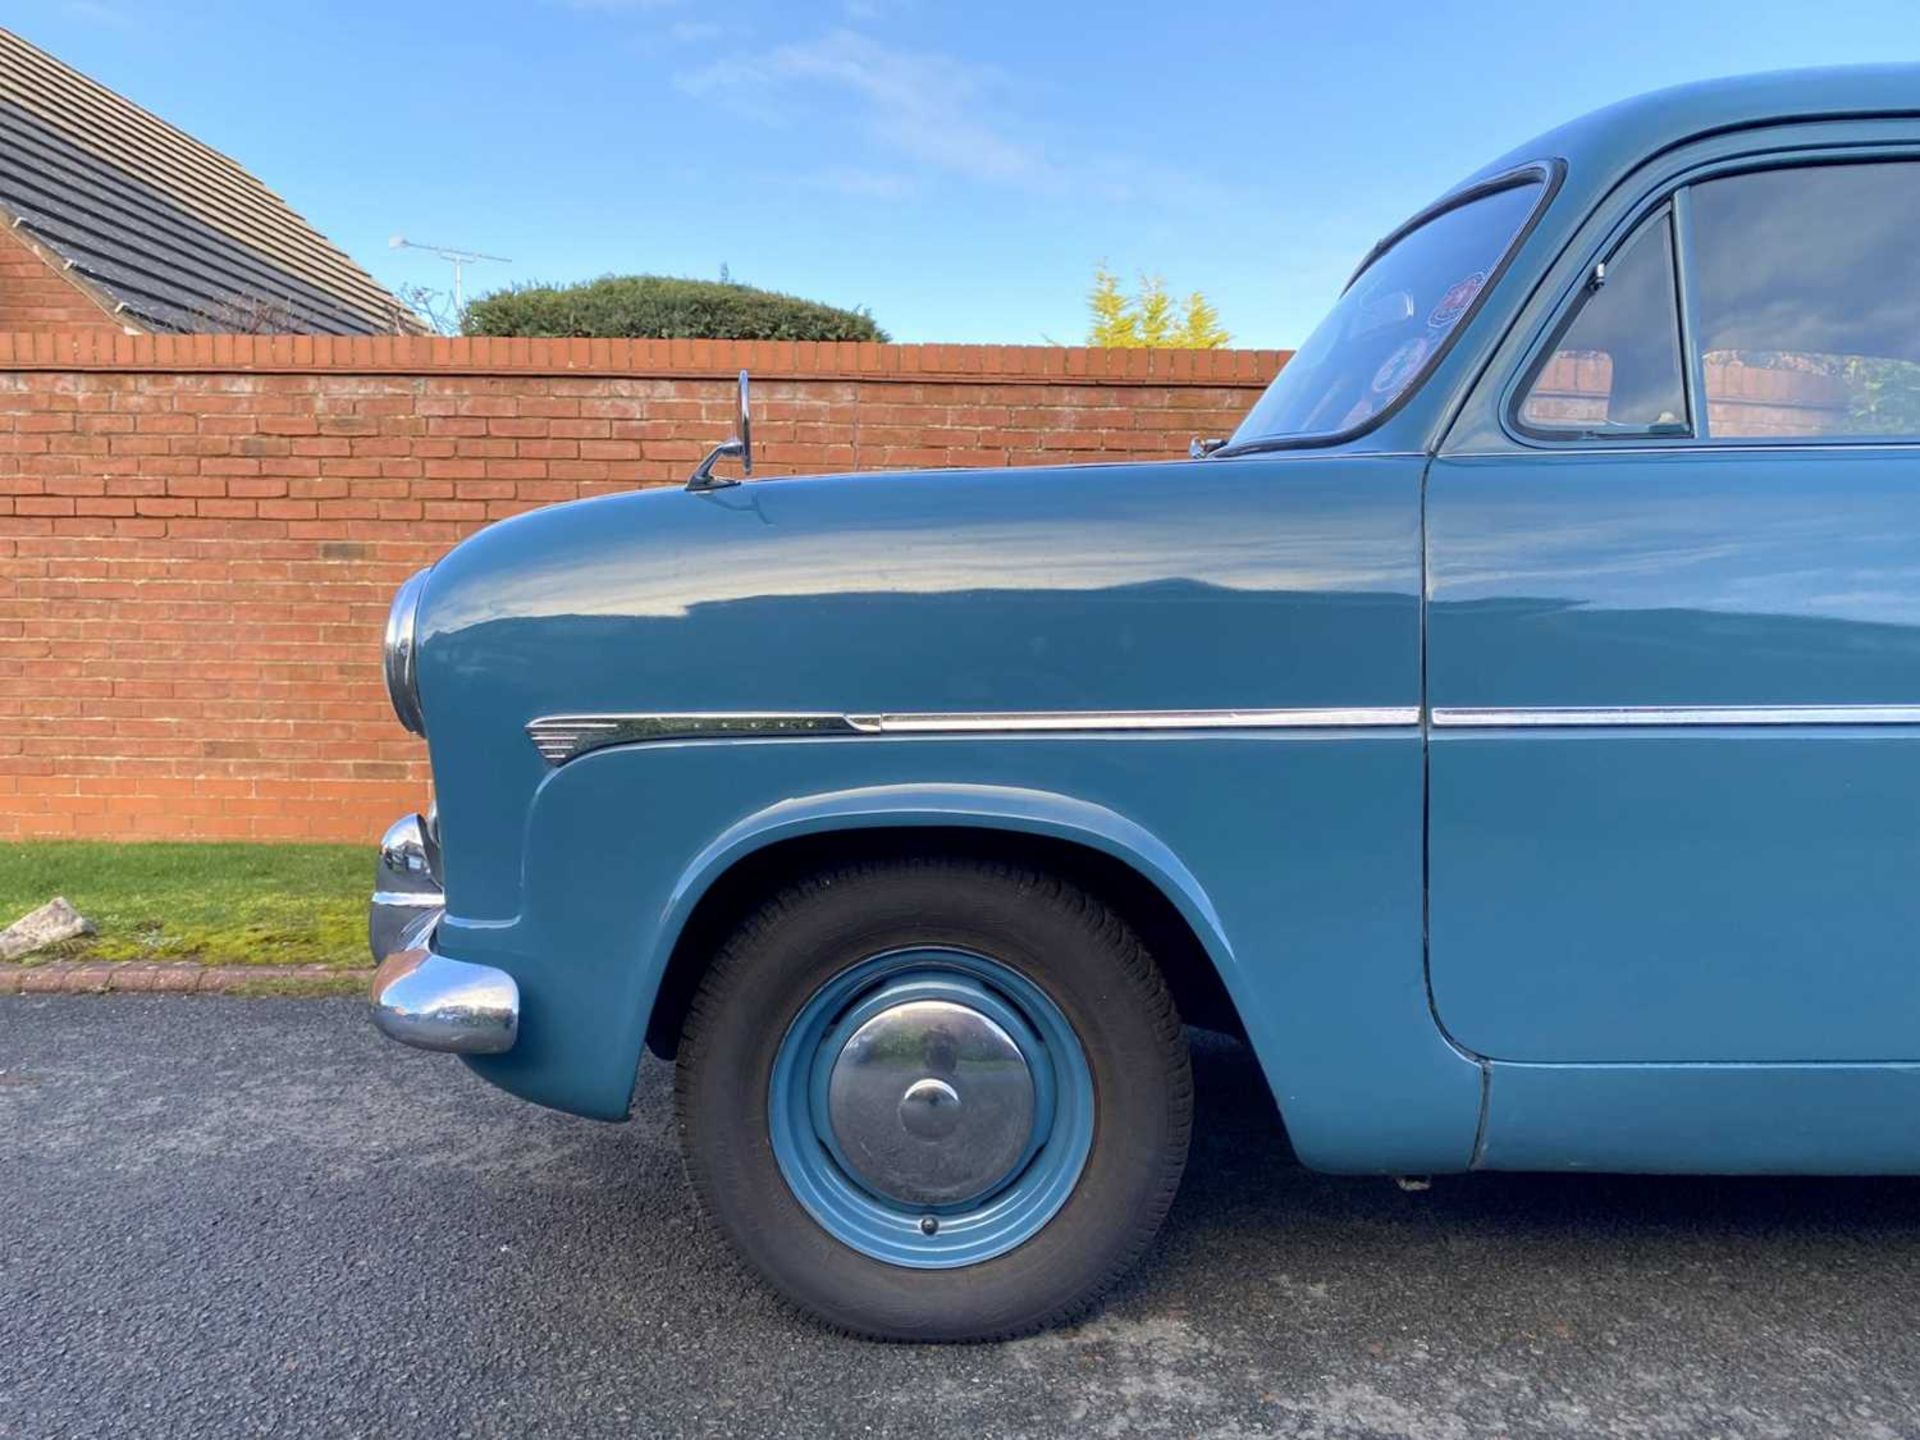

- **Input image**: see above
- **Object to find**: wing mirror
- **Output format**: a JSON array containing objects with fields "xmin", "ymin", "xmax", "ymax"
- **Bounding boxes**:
[{"xmin": 686, "ymin": 370, "xmax": 755, "ymax": 492}]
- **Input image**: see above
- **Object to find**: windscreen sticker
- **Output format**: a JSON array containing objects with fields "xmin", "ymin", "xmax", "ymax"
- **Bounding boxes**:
[
  {"xmin": 1427, "ymin": 271, "xmax": 1487, "ymax": 331},
  {"xmin": 1370, "ymin": 336, "xmax": 1429, "ymax": 396},
  {"xmin": 1339, "ymin": 396, "xmax": 1377, "ymax": 429}
]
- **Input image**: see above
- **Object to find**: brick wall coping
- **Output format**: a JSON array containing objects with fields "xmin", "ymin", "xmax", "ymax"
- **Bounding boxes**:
[{"xmin": 0, "ymin": 331, "xmax": 1289, "ymax": 385}]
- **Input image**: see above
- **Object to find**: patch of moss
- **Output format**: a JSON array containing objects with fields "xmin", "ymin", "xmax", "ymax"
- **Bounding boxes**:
[{"xmin": 0, "ymin": 842, "xmax": 369, "ymax": 969}]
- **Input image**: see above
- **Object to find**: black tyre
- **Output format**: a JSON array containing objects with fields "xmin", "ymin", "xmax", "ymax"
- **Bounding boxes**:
[{"xmin": 675, "ymin": 856, "xmax": 1192, "ymax": 1341}]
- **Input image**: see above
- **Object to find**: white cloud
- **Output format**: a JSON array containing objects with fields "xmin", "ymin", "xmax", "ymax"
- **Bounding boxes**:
[
  {"xmin": 673, "ymin": 26, "xmax": 1234, "ymax": 211},
  {"xmin": 678, "ymin": 28, "xmax": 1049, "ymax": 189}
]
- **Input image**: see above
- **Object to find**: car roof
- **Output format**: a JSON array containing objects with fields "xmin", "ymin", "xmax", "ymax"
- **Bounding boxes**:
[{"xmin": 1457, "ymin": 64, "xmax": 1920, "ymax": 195}]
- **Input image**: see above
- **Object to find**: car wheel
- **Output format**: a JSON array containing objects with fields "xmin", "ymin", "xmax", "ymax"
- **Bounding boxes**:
[{"xmin": 675, "ymin": 855, "xmax": 1193, "ymax": 1341}]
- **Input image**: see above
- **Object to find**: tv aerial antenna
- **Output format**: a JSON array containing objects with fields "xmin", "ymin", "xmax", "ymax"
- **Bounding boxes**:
[{"xmin": 388, "ymin": 235, "xmax": 511, "ymax": 313}]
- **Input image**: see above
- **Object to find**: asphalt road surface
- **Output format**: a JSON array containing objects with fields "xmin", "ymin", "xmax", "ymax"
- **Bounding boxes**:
[{"xmin": 5, "ymin": 997, "xmax": 1920, "ymax": 1439}]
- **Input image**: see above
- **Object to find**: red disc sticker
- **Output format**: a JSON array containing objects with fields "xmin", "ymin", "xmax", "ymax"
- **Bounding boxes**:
[{"xmin": 1427, "ymin": 271, "xmax": 1487, "ymax": 331}]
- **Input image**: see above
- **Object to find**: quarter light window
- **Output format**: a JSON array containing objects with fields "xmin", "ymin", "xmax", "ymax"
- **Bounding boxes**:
[
  {"xmin": 1518, "ymin": 210, "xmax": 1687, "ymax": 438},
  {"xmin": 1688, "ymin": 162, "xmax": 1920, "ymax": 440}
]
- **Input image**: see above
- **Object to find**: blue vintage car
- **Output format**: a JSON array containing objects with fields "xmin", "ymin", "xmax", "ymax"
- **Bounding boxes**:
[{"xmin": 367, "ymin": 67, "xmax": 1920, "ymax": 1340}]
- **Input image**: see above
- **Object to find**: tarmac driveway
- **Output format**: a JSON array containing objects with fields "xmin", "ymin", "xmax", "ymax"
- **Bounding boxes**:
[{"xmin": 4, "ymin": 996, "xmax": 1920, "ymax": 1438}]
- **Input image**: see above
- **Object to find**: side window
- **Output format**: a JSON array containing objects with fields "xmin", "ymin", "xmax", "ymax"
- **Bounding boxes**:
[
  {"xmin": 1517, "ymin": 209, "xmax": 1687, "ymax": 437},
  {"xmin": 1688, "ymin": 162, "xmax": 1920, "ymax": 440}
]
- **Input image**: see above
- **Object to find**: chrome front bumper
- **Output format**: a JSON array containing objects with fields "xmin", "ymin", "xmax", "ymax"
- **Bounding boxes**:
[
  {"xmin": 368, "ymin": 811, "xmax": 519, "ymax": 1056},
  {"xmin": 371, "ymin": 946, "xmax": 519, "ymax": 1055}
]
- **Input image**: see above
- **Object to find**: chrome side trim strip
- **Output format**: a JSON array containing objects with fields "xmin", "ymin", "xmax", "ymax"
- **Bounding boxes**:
[
  {"xmin": 526, "ymin": 707, "xmax": 1420, "ymax": 765},
  {"xmin": 528, "ymin": 704, "xmax": 1920, "ymax": 762},
  {"xmin": 526, "ymin": 713, "xmax": 862, "ymax": 763},
  {"xmin": 1432, "ymin": 705, "xmax": 1920, "ymax": 728},
  {"xmin": 849, "ymin": 707, "xmax": 1421, "ymax": 734}
]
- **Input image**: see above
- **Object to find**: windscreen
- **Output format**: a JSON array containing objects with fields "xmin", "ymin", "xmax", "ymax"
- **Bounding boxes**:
[{"xmin": 1229, "ymin": 178, "xmax": 1545, "ymax": 447}]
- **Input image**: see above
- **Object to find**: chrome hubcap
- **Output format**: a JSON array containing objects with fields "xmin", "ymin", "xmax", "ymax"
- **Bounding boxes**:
[
  {"xmin": 825, "ymin": 998, "xmax": 1035, "ymax": 1207},
  {"xmin": 772, "ymin": 949, "xmax": 1094, "ymax": 1268}
]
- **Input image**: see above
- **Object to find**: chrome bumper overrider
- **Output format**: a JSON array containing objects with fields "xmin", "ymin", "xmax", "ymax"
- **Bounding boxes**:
[
  {"xmin": 367, "ymin": 810, "xmax": 519, "ymax": 1056},
  {"xmin": 369, "ymin": 812, "xmax": 445, "ymax": 962}
]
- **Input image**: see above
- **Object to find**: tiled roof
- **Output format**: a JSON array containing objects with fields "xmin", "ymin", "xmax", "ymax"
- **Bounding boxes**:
[{"xmin": 0, "ymin": 28, "xmax": 421, "ymax": 334}]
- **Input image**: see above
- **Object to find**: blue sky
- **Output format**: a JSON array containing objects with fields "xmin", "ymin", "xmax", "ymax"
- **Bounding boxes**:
[{"xmin": 11, "ymin": 0, "xmax": 1920, "ymax": 346}]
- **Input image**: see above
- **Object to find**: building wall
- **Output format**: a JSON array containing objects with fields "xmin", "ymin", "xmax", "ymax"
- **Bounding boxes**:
[
  {"xmin": 0, "ymin": 332, "xmax": 1282, "ymax": 842},
  {"xmin": 0, "ymin": 224, "xmax": 126, "ymax": 335}
]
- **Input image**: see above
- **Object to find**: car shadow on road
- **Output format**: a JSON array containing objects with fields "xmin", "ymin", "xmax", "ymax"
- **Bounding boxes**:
[
  {"xmin": 1114, "ymin": 1028, "xmax": 1920, "ymax": 1316},
  {"xmin": 477, "ymin": 1020, "xmax": 1920, "ymax": 1347}
]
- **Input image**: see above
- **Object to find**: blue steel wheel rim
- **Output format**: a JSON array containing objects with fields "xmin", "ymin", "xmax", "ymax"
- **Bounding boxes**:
[{"xmin": 768, "ymin": 947, "xmax": 1095, "ymax": 1269}]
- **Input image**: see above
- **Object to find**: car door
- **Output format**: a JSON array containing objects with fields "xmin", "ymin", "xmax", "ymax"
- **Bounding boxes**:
[{"xmin": 1426, "ymin": 142, "xmax": 1920, "ymax": 1064}]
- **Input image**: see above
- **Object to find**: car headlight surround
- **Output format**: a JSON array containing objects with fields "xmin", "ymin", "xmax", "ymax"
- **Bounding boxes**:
[{"xmin": 384, "ymin": 569, "xmax": 428, "ymax": 735}]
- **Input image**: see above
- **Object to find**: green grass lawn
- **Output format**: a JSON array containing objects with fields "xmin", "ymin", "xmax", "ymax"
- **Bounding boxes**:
[{"xmin": 0, "ymin": 842, "xmax": 368, "ymax": 968}]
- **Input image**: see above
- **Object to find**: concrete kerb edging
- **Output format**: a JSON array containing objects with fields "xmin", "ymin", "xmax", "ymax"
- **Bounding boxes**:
[{"xmin": 0, "ymin": 961, "xmax": 374, "ymax": 995}]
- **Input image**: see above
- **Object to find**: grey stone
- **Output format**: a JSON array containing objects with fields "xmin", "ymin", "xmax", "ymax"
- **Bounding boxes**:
[{"xmin": 0, "ymin": 896, "xmax": 94, "ymax": 961}]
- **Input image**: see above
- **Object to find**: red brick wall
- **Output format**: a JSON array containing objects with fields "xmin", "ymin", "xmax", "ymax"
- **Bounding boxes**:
[
  {"xmin": 1527, "ymin": 353, "xmax": 1851, "ymax": 435},
  {"xmin": 0, "ymin": 227, "xmax": 126, "ymax": 335},
  {"xmin": 0, "ymin": 333, "xmax": 1283, "ymax": 843}
]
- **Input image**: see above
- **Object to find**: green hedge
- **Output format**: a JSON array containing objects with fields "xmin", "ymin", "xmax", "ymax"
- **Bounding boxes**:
[{"xmin": 461, "ymin": 275, "xmax": 888, "ymax": 342}]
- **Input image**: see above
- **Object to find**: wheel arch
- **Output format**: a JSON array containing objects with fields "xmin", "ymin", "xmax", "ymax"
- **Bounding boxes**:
[{"xmin": 643, "ymin": 785, "xmax": 1246, "ymax": 1059}]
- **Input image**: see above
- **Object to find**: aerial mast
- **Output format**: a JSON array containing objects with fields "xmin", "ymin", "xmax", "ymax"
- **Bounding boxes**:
[{"xmin": 388, "ymin": 235, "xmax": 511, "ymax": 315}]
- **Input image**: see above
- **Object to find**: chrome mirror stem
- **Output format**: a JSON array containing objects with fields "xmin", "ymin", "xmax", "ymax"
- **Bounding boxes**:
[
  {"xmin": 687, "ymin": 437, "xmax": 745, "ymax": 491},
  {"xmin": 686, "ymin": 370, "xmax": 755, "ymax": 492}
]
